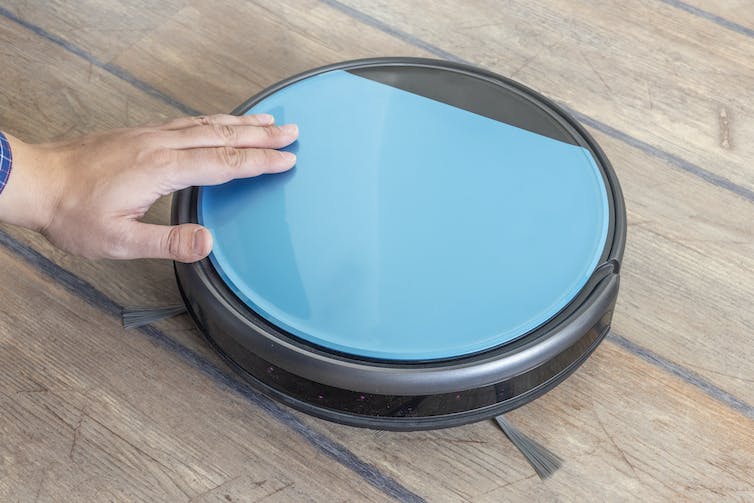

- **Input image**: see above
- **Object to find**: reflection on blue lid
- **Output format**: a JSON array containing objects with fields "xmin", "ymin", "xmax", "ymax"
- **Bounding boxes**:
[{"xmin": 199, "ymin": 70, "xmax": 609, "ymax": 361}]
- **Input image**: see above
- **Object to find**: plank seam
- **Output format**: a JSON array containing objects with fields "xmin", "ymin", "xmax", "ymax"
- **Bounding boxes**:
[
  {"xmin": 658, "ymin": 0, "xmax": 754, "ymax": 39},
  {"xmin": 607, "ymin": 332, "xmax": 754, "ymax": 421},
  {"xmin": 0, "ymin": 5, "xmax": 198, "ymax": 116},
  {"xmin": 0, "ymin": 228, "xmax": 425, "ymax": 503}
]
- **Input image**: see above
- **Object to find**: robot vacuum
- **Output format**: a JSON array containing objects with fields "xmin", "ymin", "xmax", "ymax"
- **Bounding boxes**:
[{"xmin": 171, "ymin": 58, "xmax": 626, "ymax": 431}]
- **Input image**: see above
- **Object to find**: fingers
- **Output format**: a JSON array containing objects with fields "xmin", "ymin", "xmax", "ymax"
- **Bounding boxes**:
[
  {"xmin": 121, "ymin": 222, "xmax": 214, "ymax": 262},
  {"xmin": 141, "ymin": 113, "xmax": 299, "ymax": 189},
  {"xmin": 165, "ymin": 146, "xmax": 296, "ymax": 188},
  {"xmin": 159, "ymin": 113, "xmax": 275, "ymax": 131},
  {"xmin": 160, "ymin": 123, "xmax": 298, "ymax": 150}
]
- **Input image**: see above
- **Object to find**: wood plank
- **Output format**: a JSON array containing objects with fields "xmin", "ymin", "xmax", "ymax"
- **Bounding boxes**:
[
  {"xmin": 678, "ymin": 0, "xmax": 754, "ymax": 31},
  {"xmin": 0, "ymin": 247, "xmax": 392, "ymax": 503},
  {"xmin": 1, "ymin": 0, "xmax": 190, "ymax": 63},
  {"xmin": 301, "ymin": 342, "xmax": 754, "ymax": 501},
  {"xmin": 590, "ymin": 131, "xmax": 754, "ymax": 400},
  {"xmin": 111, "ymin": 1, "xmax": 427, "ymax": 114},
  {"xmin": 0, "ymin": 14, "xmax": 180, "ymax": 142}
]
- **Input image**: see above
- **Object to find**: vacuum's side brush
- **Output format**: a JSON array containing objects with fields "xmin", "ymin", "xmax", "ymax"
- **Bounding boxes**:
[{"xmin": 494, "ymin": 415, "xmax": 563, "ymax": 479}]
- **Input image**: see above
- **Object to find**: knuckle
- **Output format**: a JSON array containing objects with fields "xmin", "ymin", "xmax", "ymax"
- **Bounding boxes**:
[
  {"xmin": 165, "ymin": 226, "xmax": 183, "ymax": 259},
  {"xmin": 258, "ymin": 148, "xmax": 290, "ymax": 170},
  {"xmin": 215, "ymin": 124, "xmax": 237, "ymax": 143},
  {"xmin": 150, "ymin": 148, "xmax": 179, "ymax": 168},
  {"xmin": 132, "ymin": 128, "xmax": 161, "ymax": 145},
  {"xmin": 257, "ymin": 148, "xmax": 277, "ymax": 165},
  {"xmin": 262, "ymin": 125, "xmax": 278, "ymax": 139},
  {"xmin": 194, "ymin": 115, "xmax": 212, "ymax": 126},
  {"xmin": 219, "ymin": 147, "xmax": 245, "ymax": 170}
]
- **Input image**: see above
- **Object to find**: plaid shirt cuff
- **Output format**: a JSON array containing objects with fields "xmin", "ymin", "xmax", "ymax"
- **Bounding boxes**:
[{"xmin": 0, "ymin": 132, "xmax": 12, "ymax": 195}]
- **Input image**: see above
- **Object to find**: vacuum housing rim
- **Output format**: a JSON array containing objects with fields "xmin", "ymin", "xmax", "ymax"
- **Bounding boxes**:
[{"xmin": 172, "ymin": 57, "xmax": 626, "ymax": 402}]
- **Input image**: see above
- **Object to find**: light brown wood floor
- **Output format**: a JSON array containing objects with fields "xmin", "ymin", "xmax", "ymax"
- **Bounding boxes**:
[{"xmin": 1, "ymin": 1, "xmax": 753, "ymax": 501}]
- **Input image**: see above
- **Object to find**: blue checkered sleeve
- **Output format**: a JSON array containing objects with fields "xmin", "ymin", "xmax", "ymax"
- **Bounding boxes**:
[{"xmin": 0, "ymin": 132, "xmax": 12, "ymax": 195}]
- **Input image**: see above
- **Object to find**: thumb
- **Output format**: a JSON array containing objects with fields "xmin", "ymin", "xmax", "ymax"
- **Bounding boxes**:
[{"xmin": 127, "ymin": 222, "xmax": 213, "ymax": 262}]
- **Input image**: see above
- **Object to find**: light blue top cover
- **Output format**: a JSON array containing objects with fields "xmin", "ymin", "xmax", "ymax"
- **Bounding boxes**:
[{"xmin": 199, "ymin": 70, "xmax": 609, "ymax": 360}]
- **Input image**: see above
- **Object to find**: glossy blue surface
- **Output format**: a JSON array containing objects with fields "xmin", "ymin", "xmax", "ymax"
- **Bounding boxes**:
[{"xmin": 199, "ymin": 70, "xmax": 609, "ymax": 360}]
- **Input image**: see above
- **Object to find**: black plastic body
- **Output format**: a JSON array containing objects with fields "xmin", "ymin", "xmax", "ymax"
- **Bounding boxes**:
[{"xmin": 171, "ymin": 58, "xmax": 626, "ymax": 430}]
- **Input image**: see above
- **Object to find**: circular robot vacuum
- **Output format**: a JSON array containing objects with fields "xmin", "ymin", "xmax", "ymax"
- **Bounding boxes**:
[{"xmin": 172, "ymin": 58, "xmax": 626, "ymax": 430}]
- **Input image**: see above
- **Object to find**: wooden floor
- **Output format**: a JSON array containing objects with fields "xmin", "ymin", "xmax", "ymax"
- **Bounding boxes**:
[{"xmin": 1, "ymin": 1, "xmax": 753, "ymax": 501}]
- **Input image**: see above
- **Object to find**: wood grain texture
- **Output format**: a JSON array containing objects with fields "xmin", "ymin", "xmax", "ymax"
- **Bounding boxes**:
[
  {"xmin": 112, "ymin": 2, "xmax": 424, "ymax": 114},
  {"xmin": 0, "ymin": 0, "xmax": 753, "ymax": 501},
  {"xmin": 0, "ymin": 246, "xmax": 392, "ymax": 503},
  {"xmin": 671, "ymin": 0, "xmax": 754, "ymax": 32},
  {"xmin": 1, "ymin": 0, "xmax": 191, "ymax": 63},
  {"xmin": 0, "ymin": 14, "xmax": 181, "ymax": 140}
]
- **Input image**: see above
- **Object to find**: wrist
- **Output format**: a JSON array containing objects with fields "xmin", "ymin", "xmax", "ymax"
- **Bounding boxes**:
[{"xmin": 0, "ymin": 133, "xmax": 65, "ymax": 233}]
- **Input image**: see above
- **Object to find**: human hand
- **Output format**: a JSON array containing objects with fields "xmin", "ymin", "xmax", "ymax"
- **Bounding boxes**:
[{"xmin": 0, "ymin": 114, "xmax": 298, "ymax": 262}]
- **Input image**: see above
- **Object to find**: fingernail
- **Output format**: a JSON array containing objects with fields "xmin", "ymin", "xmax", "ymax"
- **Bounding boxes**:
[
  {"xmin": 280, "ymin": 124, "xmax": 298, "ymax": 135},
  {"xmin": 280, "ymin": 151, "xmax": 297, "ymax": 164},
  {"xmin": 192, "ymin": 228, "xmax": 206, "ymax": 255},
  {"xmin": 257, "ymin": 114, "xmax": 274, "ymax": 125}
]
